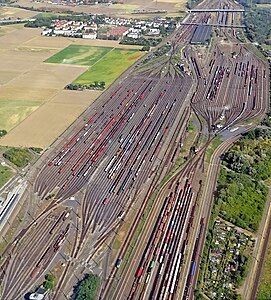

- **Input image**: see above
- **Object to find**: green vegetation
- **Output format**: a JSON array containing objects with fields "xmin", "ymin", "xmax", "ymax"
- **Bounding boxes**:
[
  {"xmin": 45, "ymin": 45, "xmax": 112, "ymax": 66},
  {"xmin": 29, "ymin": 147, "xmax": 43, "ymax": 154},
  {"xmin": 46, "ymin": 45, "xmax": 143, "ymax": 88},
  {"xmin": 0, "ymin": 165, "xmax": 12, "ymax": 188},
  {"xmin": 25, "ymin": 13, "xmax": 93, "ymax": 28},
  {"xmin": 141, "ymin": 44, "xmax": 171, "ymax": 65},
  {"xmin": 45, "ymin": 193, "xmax": 55, "ymax": 201},
  {"xmin": 206, "ymin": 136, "xmax": 222, "ymax": 162},
  {"xmin": 25, "ymin": 15, "xmax": 56, "ymax": 28},
  {"xmin": 0, "ymin": 130, "xmax": 7, "ymax": 138},
  {"xmin": 261, "ymin": 111, "xmax": 271, "ymax": 127},
  {"xmin": 222, "ymin": 128, "xmax": 271, "ymax": 181},
  {"xmin": 258, "ymin": 242, "xmax": 271, "ymax": 299},
  {"xmin": 217, "ymin": 128, "xmax": 271, "ymax": 231},
  {"xmin": 120, "ymin": 36, "xmax": 162, "ymax": 47},
  {"xmin": 197, "ymin": 128, "xmax": 271, "ymax": 298},
  {"xmin": 197, "ymin": 218, "xmax": 253, "ymax": 299},
  {"xmin": 73, "ymin": 273, "xmax": 100, "ymax": 300},
  {"xmin": 238, "ymin": 0, "xmax": 271, "ymax": 7},
  {"xmin": 66, "ymin": 81, "xmax": 105, "ymax": 91},
  {"xmin": 218, "ymin": 169, "xmax": 267, "ymax": 231},
  {"xmin": 74, "ymin": 48, "xmax": 143, "ymax": 87},
  {"xmin": 141, "ymin": 45, "xmax": 150, "ymax": 52},
  {"xmin": 3, "ymin": 147, "xmax": 33, "ymax": 168},
  {"xmin": 244, "ymin": 7, "xmax": 271, "ymax": 44},
  {"xmin": 43, "ymin": 273, "xmax": 56, "ymax": 290}
]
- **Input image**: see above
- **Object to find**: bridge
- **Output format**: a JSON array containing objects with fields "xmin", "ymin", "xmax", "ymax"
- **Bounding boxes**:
[
  {"xmin": 189, "ymin": 9, "xmax": 245, "ymax": 13},
  {"xmin": 181, "ymin": 22, "xmax": 246, "ymax": 28}
]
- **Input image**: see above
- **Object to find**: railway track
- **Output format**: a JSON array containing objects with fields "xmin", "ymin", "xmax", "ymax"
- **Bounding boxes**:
[{"xmin": 0, "ymin": 0, "xmax": 269, "ymax": 299}]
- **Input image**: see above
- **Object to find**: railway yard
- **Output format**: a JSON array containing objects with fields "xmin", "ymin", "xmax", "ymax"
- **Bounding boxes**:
[{"xmin": 0, "ymin": 0, "xmax": 270, "ymax": 299}]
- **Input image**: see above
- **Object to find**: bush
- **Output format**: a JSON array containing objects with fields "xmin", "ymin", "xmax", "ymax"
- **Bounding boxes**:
[
  {"xmin": 0, "ymin": 129, "xmax": 7, "ymax": 137},
  {"xmin": 120, "ymin": 37, "xmax": 162, "ymax": 47},
  {"xmin": 66, "ymin": 81, "xmax": 105, "ymax": 91},
  {"xmin": 73, "ymin": 274, "xmax": 100, "ymax": 300},
  {"xmin": 30, "ymin": 147, "xmax": 43, "ymax": 154},
  {"xmin": 43, "ymin": 274, "xmax": 56, "ymax": 290},
  {"xmin": 141, "ymin": 45, "xmax": 150, "ymax": 52}
]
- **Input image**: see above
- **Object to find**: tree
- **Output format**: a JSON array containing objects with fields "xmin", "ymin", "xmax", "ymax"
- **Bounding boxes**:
[
  {"xmin": 73, "ymin": 273, "xmax": 100, "ymax": 300},
  {"xmin": 43, "ymin": 274, "xmax": 56, "ymax": 290},
  {"xmin": 0, "ymin": 129, "xmax": 7, "ymax": 137},
  {"xmin": 141, "ymin": 45, "xmax": 150, "ymax": 52}
]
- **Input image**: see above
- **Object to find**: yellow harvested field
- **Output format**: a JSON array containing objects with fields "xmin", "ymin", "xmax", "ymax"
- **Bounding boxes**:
[
  {"xmin": 0, "ymin": 91, "xmax": 100, "ymax": 148},
  {"xmin": 0, "ymin": 70, "xmax": 20, "ymax": 85},
  {"xmin": 0, "ymin": 64, "xmax": 87, "ymax": 101},
  {"xmin": 16, "ymin": 0, "xmax": 184, "ymax": 16},
  {"xmin": 0, "ymin": 86, "xmax": 58, "ymax": 102},
  {"xmin": 153, "ymin": 0, "xmax": 187, "ymax": 10},
  {"xmin": 0, "ymin": 27, "xmax": 41, "ymax": 50},
  {"xmin": 23, "ymin": 35, "xmax": 142, "ymax": 50},
  {"xmin": 0, "ymin": 6, "xmax": 38, "ymax": 19},
  {"xmin": 0, "ymin": 23, "xmax": 24, "ymax": 37},
  {"xmin": 50, "ymin": 89, "xmax": 101, "ymax": 106}
]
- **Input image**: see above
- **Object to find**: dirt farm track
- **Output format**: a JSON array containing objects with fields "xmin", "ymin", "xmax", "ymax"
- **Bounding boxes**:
[{"xmin": 0, "ymin": 24, "xmax": 141, "ymax": 148}]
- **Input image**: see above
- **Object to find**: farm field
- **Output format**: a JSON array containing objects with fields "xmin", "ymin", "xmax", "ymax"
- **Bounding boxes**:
[
  {"xmin": 0, "ymin": 100, "xmax": 40, "ymax": 131},
  {"xmin": 0, "ymin": 24, "xmax": 24, "ymax": 37},
  {"xmin": 14, "ymin": 0, "xmax": 187, "ymax": 18},
  {"xmin": 45, "ymin": 45, "xmax": 112, "ymax": 66},
  {"xmin": 0, "ymin": 6, "xmax": 37, "ymax": 20},
  {"xmin": 46, "ymin": 45, "xmax": 144, "ymax": 87},
  {"xmin": 0, "ymin": 90, "xmax": 101, "ymax": 148},
  {"xmin": 0, "ymin": 25, "xmax": 142, "ymax": 147},
  {"xmin": 73, "ymin": 48, "xmax": 144, "ymax": 86},
  {"xmin": 22, "ymin": 36, "xmax": 142, "ymax": 49}
]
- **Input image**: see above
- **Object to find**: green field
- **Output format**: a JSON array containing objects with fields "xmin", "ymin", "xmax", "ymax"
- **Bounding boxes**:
[
  {"xmin": 45, "ymin": 45, "xmax": 144, "ymax": 87},
  {"xmin": 45, "ymin": 45, "xmax": 113, "ymax": 66},
  {"xmin": 74, "ymin": 48, "xmax": 143, "ymax": 86},
  {"xmin": 258, "ymin": 242, "xmax": 271, "ymax": 300},
  {"xmin": 3, "ymin": 147, "xmax": 33, "ymax": 168},
  {"xmin": 0, "ymin": 165, "xmax": 13, "ymax": 188},
  {"xmin": 0, "ymin": 100, "xmax": 40, "ymax": 131}
]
